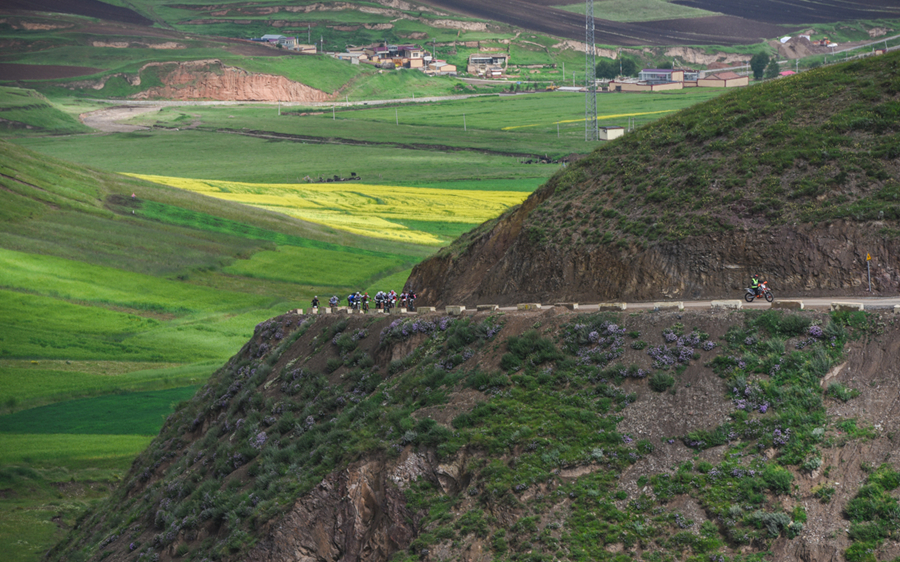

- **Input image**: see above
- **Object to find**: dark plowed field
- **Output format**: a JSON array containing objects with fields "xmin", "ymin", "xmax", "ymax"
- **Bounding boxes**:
[
  {"xmin": 0, "ymin": 63, "xmax": 101, "ymax": 80},
  {"xmin": 420, "ymin": 0, "xmax": 900, "ymax": 45},
  {"xmin": 673, "ymin": 0, "xmax": 900, "ymax": 25},
  {"xmin": 2, "ymin": 0, "xmax": 153, "ymax": 26}
]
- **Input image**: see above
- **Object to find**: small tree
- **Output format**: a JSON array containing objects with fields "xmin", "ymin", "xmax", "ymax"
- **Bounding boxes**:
[
  {"xmin": 750, "ymin": 52, "xmax": 769, "ymax": 80},
  {"xmin": 764, "ymin": 59, "xmax": 781, "ymax": 79},
  {"xmin": 620, "ymin": 57, "xmax": 638, "ymax": 77},
  {"xmin": 596, "ymin": 57, "xmax": 638, "ymax": 79},
  {"xmin": 596, "ymin": 59, "xmax": 617, "ymax": 80}
]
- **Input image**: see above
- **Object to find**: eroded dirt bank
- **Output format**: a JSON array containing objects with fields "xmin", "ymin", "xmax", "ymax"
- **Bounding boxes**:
[
  {"xmin": 129, "ymin": 60, "xmax": 330, "ymax": 102},
  {"xmin": 406, "ymin": 206, "xmax": 900, "ymax": 307}
]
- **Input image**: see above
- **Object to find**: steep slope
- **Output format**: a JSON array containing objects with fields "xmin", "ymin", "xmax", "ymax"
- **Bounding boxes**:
[
  {"xmin": 407, "ymin": 52, "xmax": 900, "ymax": 306},
  {"xmin": 47, "ymin": 306, "xmax": 900, "ymax": 562}
]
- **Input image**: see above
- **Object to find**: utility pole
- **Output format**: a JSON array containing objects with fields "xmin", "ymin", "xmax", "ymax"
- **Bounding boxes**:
[{"xmin": 584, "ymin": 0, "xmax": 598, "ymax": 141}]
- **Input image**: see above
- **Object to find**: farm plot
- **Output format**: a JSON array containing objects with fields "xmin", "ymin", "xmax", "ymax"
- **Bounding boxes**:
[
  {"xmin": 128, "ymin": 175, "xmax": 530, "ymax": 245},
  {"xmin": 418, "ymin": 0, "xmax": 790, "ymax": 45}
]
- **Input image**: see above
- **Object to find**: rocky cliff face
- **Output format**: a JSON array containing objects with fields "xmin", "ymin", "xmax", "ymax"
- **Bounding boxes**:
[
  {"xmin": 131, "ymin": 60, "xmax": 329, "ymax": 102},
  {"xmin": 247, "ymin": 455, "xmax": 419, "ymax": 562},
  {"xmin": 407, "ymin": 212, "xmax": 900, "ymax": 307}
]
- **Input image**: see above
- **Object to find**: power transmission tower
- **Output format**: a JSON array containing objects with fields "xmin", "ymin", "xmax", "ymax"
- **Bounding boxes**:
[{"xmin": 584, "ymin": 0, "xmax": 598, "ymax": 141}]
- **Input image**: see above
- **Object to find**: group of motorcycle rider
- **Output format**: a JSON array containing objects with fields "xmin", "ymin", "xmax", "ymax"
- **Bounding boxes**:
[
  {"xmin": 310, "ymin": 290, "xmax": 417, "ymax": 312},
  {"xmin": 307, "ymin": 275, "xmax": 766, "ymax": 312}
]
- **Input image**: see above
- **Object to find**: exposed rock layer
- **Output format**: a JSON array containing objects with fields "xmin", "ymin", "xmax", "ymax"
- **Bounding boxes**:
[
  {"xmin": 406, "ymin": 197, "xmax": 900, "ymax": 307},
  {"xmin": 131, "ymin": 60, "xmax": 329, "ymax": 102}
]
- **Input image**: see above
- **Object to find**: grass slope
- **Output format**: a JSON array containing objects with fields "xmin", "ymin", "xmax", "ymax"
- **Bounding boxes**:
[
  {"xmin": 516, "ymin": 52, "xmax": 900, "ymax": 249},
  {"xmin": 0, "ymin": 87, "xmax": 89, "ymax": 134},
  {"xmin": 0, "ymin": 386, "xmax": 200, "ymax": 435},
  {"xmin": 0, "ymin": 136, "xmax": 433, "ymax": 561}
]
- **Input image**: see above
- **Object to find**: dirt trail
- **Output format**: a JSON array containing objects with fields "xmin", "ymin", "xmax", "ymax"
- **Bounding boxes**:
[{"xmin": 80, "ymin": 105, "xmax": 161, "ymax": 132}]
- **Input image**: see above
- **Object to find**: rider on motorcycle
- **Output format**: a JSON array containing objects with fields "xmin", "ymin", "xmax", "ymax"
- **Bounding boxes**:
[
  {"xmin": 750, "ymin": 274, "xmax": 761, "ymax": 297},
  {"xmin": 311, "ymin": 296, "xmax": 319, "ymax": 308},
  {"xmin": 329, "ymin": 295, "xmax": 339, "ymax": 307}
]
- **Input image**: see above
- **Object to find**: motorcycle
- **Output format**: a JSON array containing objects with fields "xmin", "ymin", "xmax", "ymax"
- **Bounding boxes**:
[{"xmin": 744, "ymin": 281, "xmax": 774, "ymax": 303}]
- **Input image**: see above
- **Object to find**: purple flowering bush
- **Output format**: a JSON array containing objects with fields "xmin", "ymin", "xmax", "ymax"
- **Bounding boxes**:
[{"xmin": 564, "ymin": 317, "xmax": 627, "ymax": 366}]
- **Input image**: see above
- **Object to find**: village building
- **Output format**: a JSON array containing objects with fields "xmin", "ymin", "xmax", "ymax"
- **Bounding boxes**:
[
  {"xmin": 598, "ymin": 126, "xmax": 624, "ymax": 141},
  {"xmin": 697, "ymin": 71, "xmax": 749, "ymax": 88},
  {"xmin": 608, "ymin": 78, "xmax": 684, "ymax": 92},
  {"xmin": 255, "ymin": 34, "xmax": 297, "ymax": 49},
  {"xmin": 611, "ymin": 67, "xmax": 746, "ymax": 92},
  {"xmin": 638, "ymin": 68, "xmax": 684, "ymax": 82},
  {"xmin": 467, "ymin": 53, "xmax": 509, "ymax": 78}
]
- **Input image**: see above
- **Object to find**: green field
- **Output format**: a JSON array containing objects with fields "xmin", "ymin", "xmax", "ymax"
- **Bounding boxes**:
[
  {"xmin": 0, "ymin": 386, "xmax": 199, "ymax": 435},
  {"xmin": 0, "ymin": 43, "xmax": 736, "ymax": 560},
  {"xmin": 554, "ymin": 0, "xmax": 719, "ymax": 21}
]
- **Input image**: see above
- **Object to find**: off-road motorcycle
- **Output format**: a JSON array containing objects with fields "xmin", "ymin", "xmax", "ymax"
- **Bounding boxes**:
[{"xmin": 744, "ymin": 281, "xmax": 774, "ymax": 303}]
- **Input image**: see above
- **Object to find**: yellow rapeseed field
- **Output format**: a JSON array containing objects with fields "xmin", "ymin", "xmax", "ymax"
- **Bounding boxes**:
[
  {"xmin": 129, "ymin": 175, "xmax": 530, "ymax": 245},
  {"xmin": 501, "ymin": 109, "xmax": 675, "ymax": 130}
]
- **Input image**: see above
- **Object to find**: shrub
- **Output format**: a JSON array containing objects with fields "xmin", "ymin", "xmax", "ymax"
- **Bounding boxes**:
[
  {"xmin": 762, "ymin": 464, "xmax": 793, "ymax": 494},
  {"xmin": 505, "ymin": 330, "xmax": 562, "ymax": 367},
  {"xmin": 649, "ymin": 372, "xmax": 674, "ymax": 392},
  {"xmin": 813, "ymin": 485, "xmax": 835, "ymax": 503},
  {"xmin": 750, "ymin": 510, "xmax": 791, "ymax": 537},
  {"xmin": 827, "ymin": 382, "xmax": 860, "ymax": 402}
]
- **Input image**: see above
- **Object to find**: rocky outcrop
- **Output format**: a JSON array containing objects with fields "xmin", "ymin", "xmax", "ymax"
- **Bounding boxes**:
[
  {"xmin": 247, "ymin": 449, "xmax": 476, "ymax": 562},
  {"xmin": 247, "ymin": 456, "xmax": 418, "ymax": 562},
  {"xmin": 130, "ymin": 60, "xmax": 329, "ymax": 102},
  {"xmin": 407, "ymin": 211, "xmax": 900, "ymax": 306},
  {"xmin": 663, "ymin": 46, "xmax": 749, "ymax": 65}
]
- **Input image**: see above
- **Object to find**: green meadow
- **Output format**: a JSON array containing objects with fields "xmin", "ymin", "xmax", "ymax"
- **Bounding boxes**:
[{"xmin": 0, "ymin": 67, "xmax": 732, "ymax": 561}]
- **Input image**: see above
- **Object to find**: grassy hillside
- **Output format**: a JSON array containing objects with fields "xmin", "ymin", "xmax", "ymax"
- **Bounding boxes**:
[
  {"xmin": 43, "ymin": 302, "xmax": 899, "ymax": 562},
  {"xmin": 0, "ymin": 139, "xmax": 427, "ymax": 561},
  {"xmin": 0, "ymin": 86, "xmax": 89, "ymax": 134},
  {"xmin": 514, "ymin": 52, "xmax": 900, "ymax": 249}
]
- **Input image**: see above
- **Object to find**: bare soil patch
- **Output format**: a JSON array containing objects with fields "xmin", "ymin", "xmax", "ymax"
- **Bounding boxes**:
[
  {"xmin": 420, "ymin": 0, "xmax": 900, "ymax": 45},
  {"xmin": 672, "ymin": 0, "xmax": 900, "ymax": 25},
  {"xmin": 2, "ymin": 0, "xmax": 153, "ymax": 26},
  {"xmin": 80, "ymin": 105, "xmax": 160, "ymax": 133}
]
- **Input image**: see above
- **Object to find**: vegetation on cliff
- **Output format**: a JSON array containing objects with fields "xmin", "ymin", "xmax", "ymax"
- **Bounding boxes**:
[
  {"xmin": 522, "ymin": 52, "xmax": 900, "ymax": 249},
  {"xmin": 47, "ymin": 304, "xmax": 899, "ymax": 562}
]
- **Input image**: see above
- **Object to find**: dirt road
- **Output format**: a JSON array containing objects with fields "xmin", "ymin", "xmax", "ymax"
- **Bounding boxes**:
[
  {"xmin": 80, "ymin": 105, "xmax": 161, "ymax": 132},
  {"xmin": 444, "ymin": 297, "xmax": 900, "ymax": 313}
]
